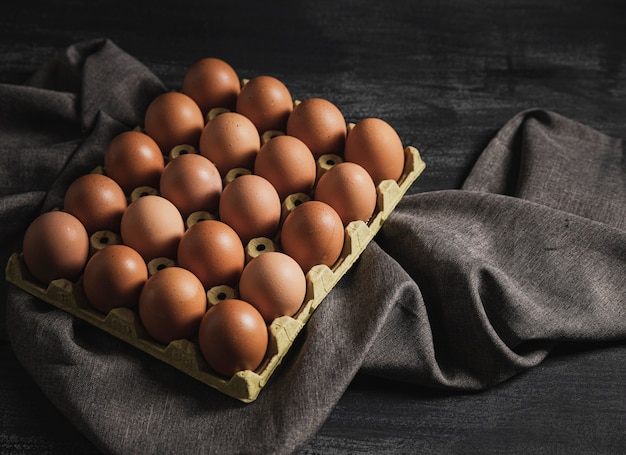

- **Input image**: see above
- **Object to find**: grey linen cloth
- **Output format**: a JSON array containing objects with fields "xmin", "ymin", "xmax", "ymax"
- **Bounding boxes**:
[{"xmin": 1, "ymin": 39, "xmax": 625, "ymax": 454}]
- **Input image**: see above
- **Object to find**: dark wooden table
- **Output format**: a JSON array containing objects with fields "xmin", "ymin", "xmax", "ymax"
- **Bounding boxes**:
[{"xmin": 2, "ymin": 1, "xmax": 625, "ymax": 453}]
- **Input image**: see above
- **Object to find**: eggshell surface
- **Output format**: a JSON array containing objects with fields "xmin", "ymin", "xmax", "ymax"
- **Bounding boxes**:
[
  {"xmin": 63, "ymin": 173, "xmax": 127, "ymax": 234},
  {"xmin": 22, "ymin": 210, "xmax": 89, "ymax": 284},
  {"xmin": 177, "ymin": 219, "xmax": 245, "ymax": 289},
  {"xmin": 344, "ymin": 117, "xmax": 405, "ymax": 185},
  {"xmin": 159, "ymin": 153, "xmax": 222, "ymax": 218},
  {"xmin": 104, "ymin": 131, "xmax": 164, "ymax": 194},
  {"xmin": 199, "ymin": 112, "xmax": 260, "ymax": 176},
  {"xmin": 219, "ymin": 174, "xmax": 281, "ymax": 246},
  {"xmin": 182, "ymin": 57, "xmax": 241, "ymax": 114},
  {"xmin": 144, "ymin": 91, "xmax": 205, "ymax": 154},
  {"xmin": 120, "ymin": 195, "xmax": 185, "ymax": 261},
  {"xmin": 280, "ymin": 200, "xmax": 344, "ymax": 273},
  {"xmin": 238, "ymin": 251, "xmax": 306, "ymax": 323},
  {"xmin": 236, "ymin": 75, "xmax": 293, "ymax": 134},
  {"xmin": 314, "ymin": 161, "xmax": 377, "ymax": 226},
  {"xmin": 138, "ymin": 266, "xmax": 207, "ymax": 344},
  {"xmin": 286, "ymin": 98, "xmax": 347, "ymax": 158},
  {"xmin": 254, "ymin": 135, "xmax": 317, "ymax": 201},
  {"xmin": 83, "ymin": 244, "xmax": 148, "ymax": 314},
  {"xmin": 198, "ymin": 298, "xmax": 268, "ymax": 377}
]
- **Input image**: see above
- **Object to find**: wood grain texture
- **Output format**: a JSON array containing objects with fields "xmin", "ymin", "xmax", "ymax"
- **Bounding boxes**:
[
  {"xmin": 1, "ymin": 0, "xmax": 625, "ymax": 453},
  {"xmin": 302, "ymin": 342, "xmax": 626, "ymax": 454}
]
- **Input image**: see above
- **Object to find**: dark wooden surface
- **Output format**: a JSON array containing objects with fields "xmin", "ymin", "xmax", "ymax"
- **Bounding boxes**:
[{"xmin": 2, "ymin": 1, "xmax": 625, "ymax": 453}]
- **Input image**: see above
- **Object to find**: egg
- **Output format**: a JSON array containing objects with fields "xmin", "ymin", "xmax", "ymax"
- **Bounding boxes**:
[
  {"xmin": 120, "ymin": 195, "xmax": 185, "ymax": 261},
  {"xmin": 177, "ymin": 219, "xmax": 245, "ymax": 289},
  {"xmin": 144, "ymin": 91, "xmax": 205, "ymax": 154},
  {"xmin": 343, "ymin": 117, "xmax": 405, "ymax": 186},
  {"xmin": 159, "ymin": 153, "xmax": 222, "ymax": 218},
  {"xmin": 218, "ymin": 174, "xmax": 282, "ymax": 246},
  {"xmin": 22, "ymin": 210, "xmax": 89, "ymax": 284},
  {"xmin": 198, "ymin": 112, "xmax": 260, "ymax": 176},
  {"xmin": 197, "ymin": 298, "xmax": 268, "ymax": 377},
  {"xmin": 236, "ymin": 75, "xmax": 293, "ymax": 134},
  {"xmin": 280, "ymin": 200, "xmax": 344, "ymax": 273},
  {"xmin": 238, "ymin": 251, "xmax": 306, "ymax": 323},
  {"xmin": 253, "ymin": 135, "xmax": 317, "ymax": 201},
  {"xmin": 314, "ymin": 161, "xmax": 377, "ymax": 226},
  {"xmin": 182, "ymin": 57, "xmax": 241, "ymax": 114},
  {"xmin": 104, "ymin": 131, "xmax": 165, "ymax": 194},
  {"xmin": 82, "ymin": 244, "xmax": 148, "ymax": 314},
  {"xmin": 63, "ymin": 173, "xmax": 127, "ymax": 234},
  {"xmin": 286, "ymin": 98, "xmax": 347, "ymax": 158},
  {"xmin": 138, "ymin": 266, "xmax": 207, "ymax": 344}
]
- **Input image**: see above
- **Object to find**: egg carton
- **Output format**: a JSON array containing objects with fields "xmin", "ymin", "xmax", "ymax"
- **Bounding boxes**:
[{"xmin": 5, "ymin": 145, "xmax": 425, "ymax": 403}]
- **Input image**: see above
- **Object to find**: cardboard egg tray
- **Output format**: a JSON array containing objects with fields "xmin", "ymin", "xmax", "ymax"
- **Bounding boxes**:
[{"xmin": 5, "ymin": 145, "xmax": 425, "ymax": 403}]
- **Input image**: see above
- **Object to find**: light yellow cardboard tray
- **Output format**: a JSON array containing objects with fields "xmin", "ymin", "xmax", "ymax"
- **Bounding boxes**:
[{"xmin": 5, "ymin": 146, "xmax": 425, "ymax": 403}]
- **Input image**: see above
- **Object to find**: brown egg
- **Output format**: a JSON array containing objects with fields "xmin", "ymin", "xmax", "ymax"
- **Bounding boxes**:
[
  {"xmin": 177, "ymin": 219, "xmax": 245, "ymax": 289},
  {"xmin": 198, "ymin": 112, "xmax": 260, "ymax": 176},
  {"xmin": 138, "ymin": 266, "xmax": 207, "ymax": 344},
  {"xmin": 280, "ymin": 200, "xmax": 344, "ymax": 273},
  {"xmin": 159, "ymin": 153, "xmax": 222, "ymax": 218},
  {"xmin": 314, "ymin": 161, "xmax": 377, "ymax": 226},
  {"xmin": 83, "ymin": 244, "xmax": 148, "ymax": 314},
  {"xmin": 254, "ymin": 135, "xmax": 317, "ymax": 200},
  {"xmin": 144, "ymin": 92, "xmax": 205, "ymax": 154},
  {"xmin": 238, "ymin": 251, "xmax": 306, "ymax": 323},
  {"xmin": 22, "ymin": 211, "xmax": 89, "ymax": 284},
  {"xmin": 63, "ymin": 173, "xmax": 127, "ymax": 234},
  {"xmin": 286, "ymin": 98, "xmax": 347, "ymax": 158},
  {"xmin": 120, "ymin": 195, "xmax": 185, "ymax": 261},
  {"xmin": 235, "ymin": 75, "xmax": 293, "ymax": 134},
  {"xmin": 198, "ymin": 298, "xmax": 268, "ymax": 377},
  {"xmin": 182, "ymin": 57, "xmax": 241, "ymax": 114},
  {"xmin": 218, "ymin": 174, "xmax": 281, "ymax": 246},
  {"xmin": 104, "ymin": 131, "xmax": 165, "ymax": 194},
  {"xmin": 344, "ymin": 117, "xmax": 405, "ymax": 186}
]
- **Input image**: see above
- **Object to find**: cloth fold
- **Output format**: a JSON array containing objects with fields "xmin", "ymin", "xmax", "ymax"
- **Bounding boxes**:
[{"xmin": 1, "ymin": 40, "xmax": 625, "ymax": 454}]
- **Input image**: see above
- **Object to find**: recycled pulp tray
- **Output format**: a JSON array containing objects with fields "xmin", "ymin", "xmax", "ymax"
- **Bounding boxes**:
[{"xmin": 5, "ymin": 145, "xmax": 425, "ymax": 403}]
